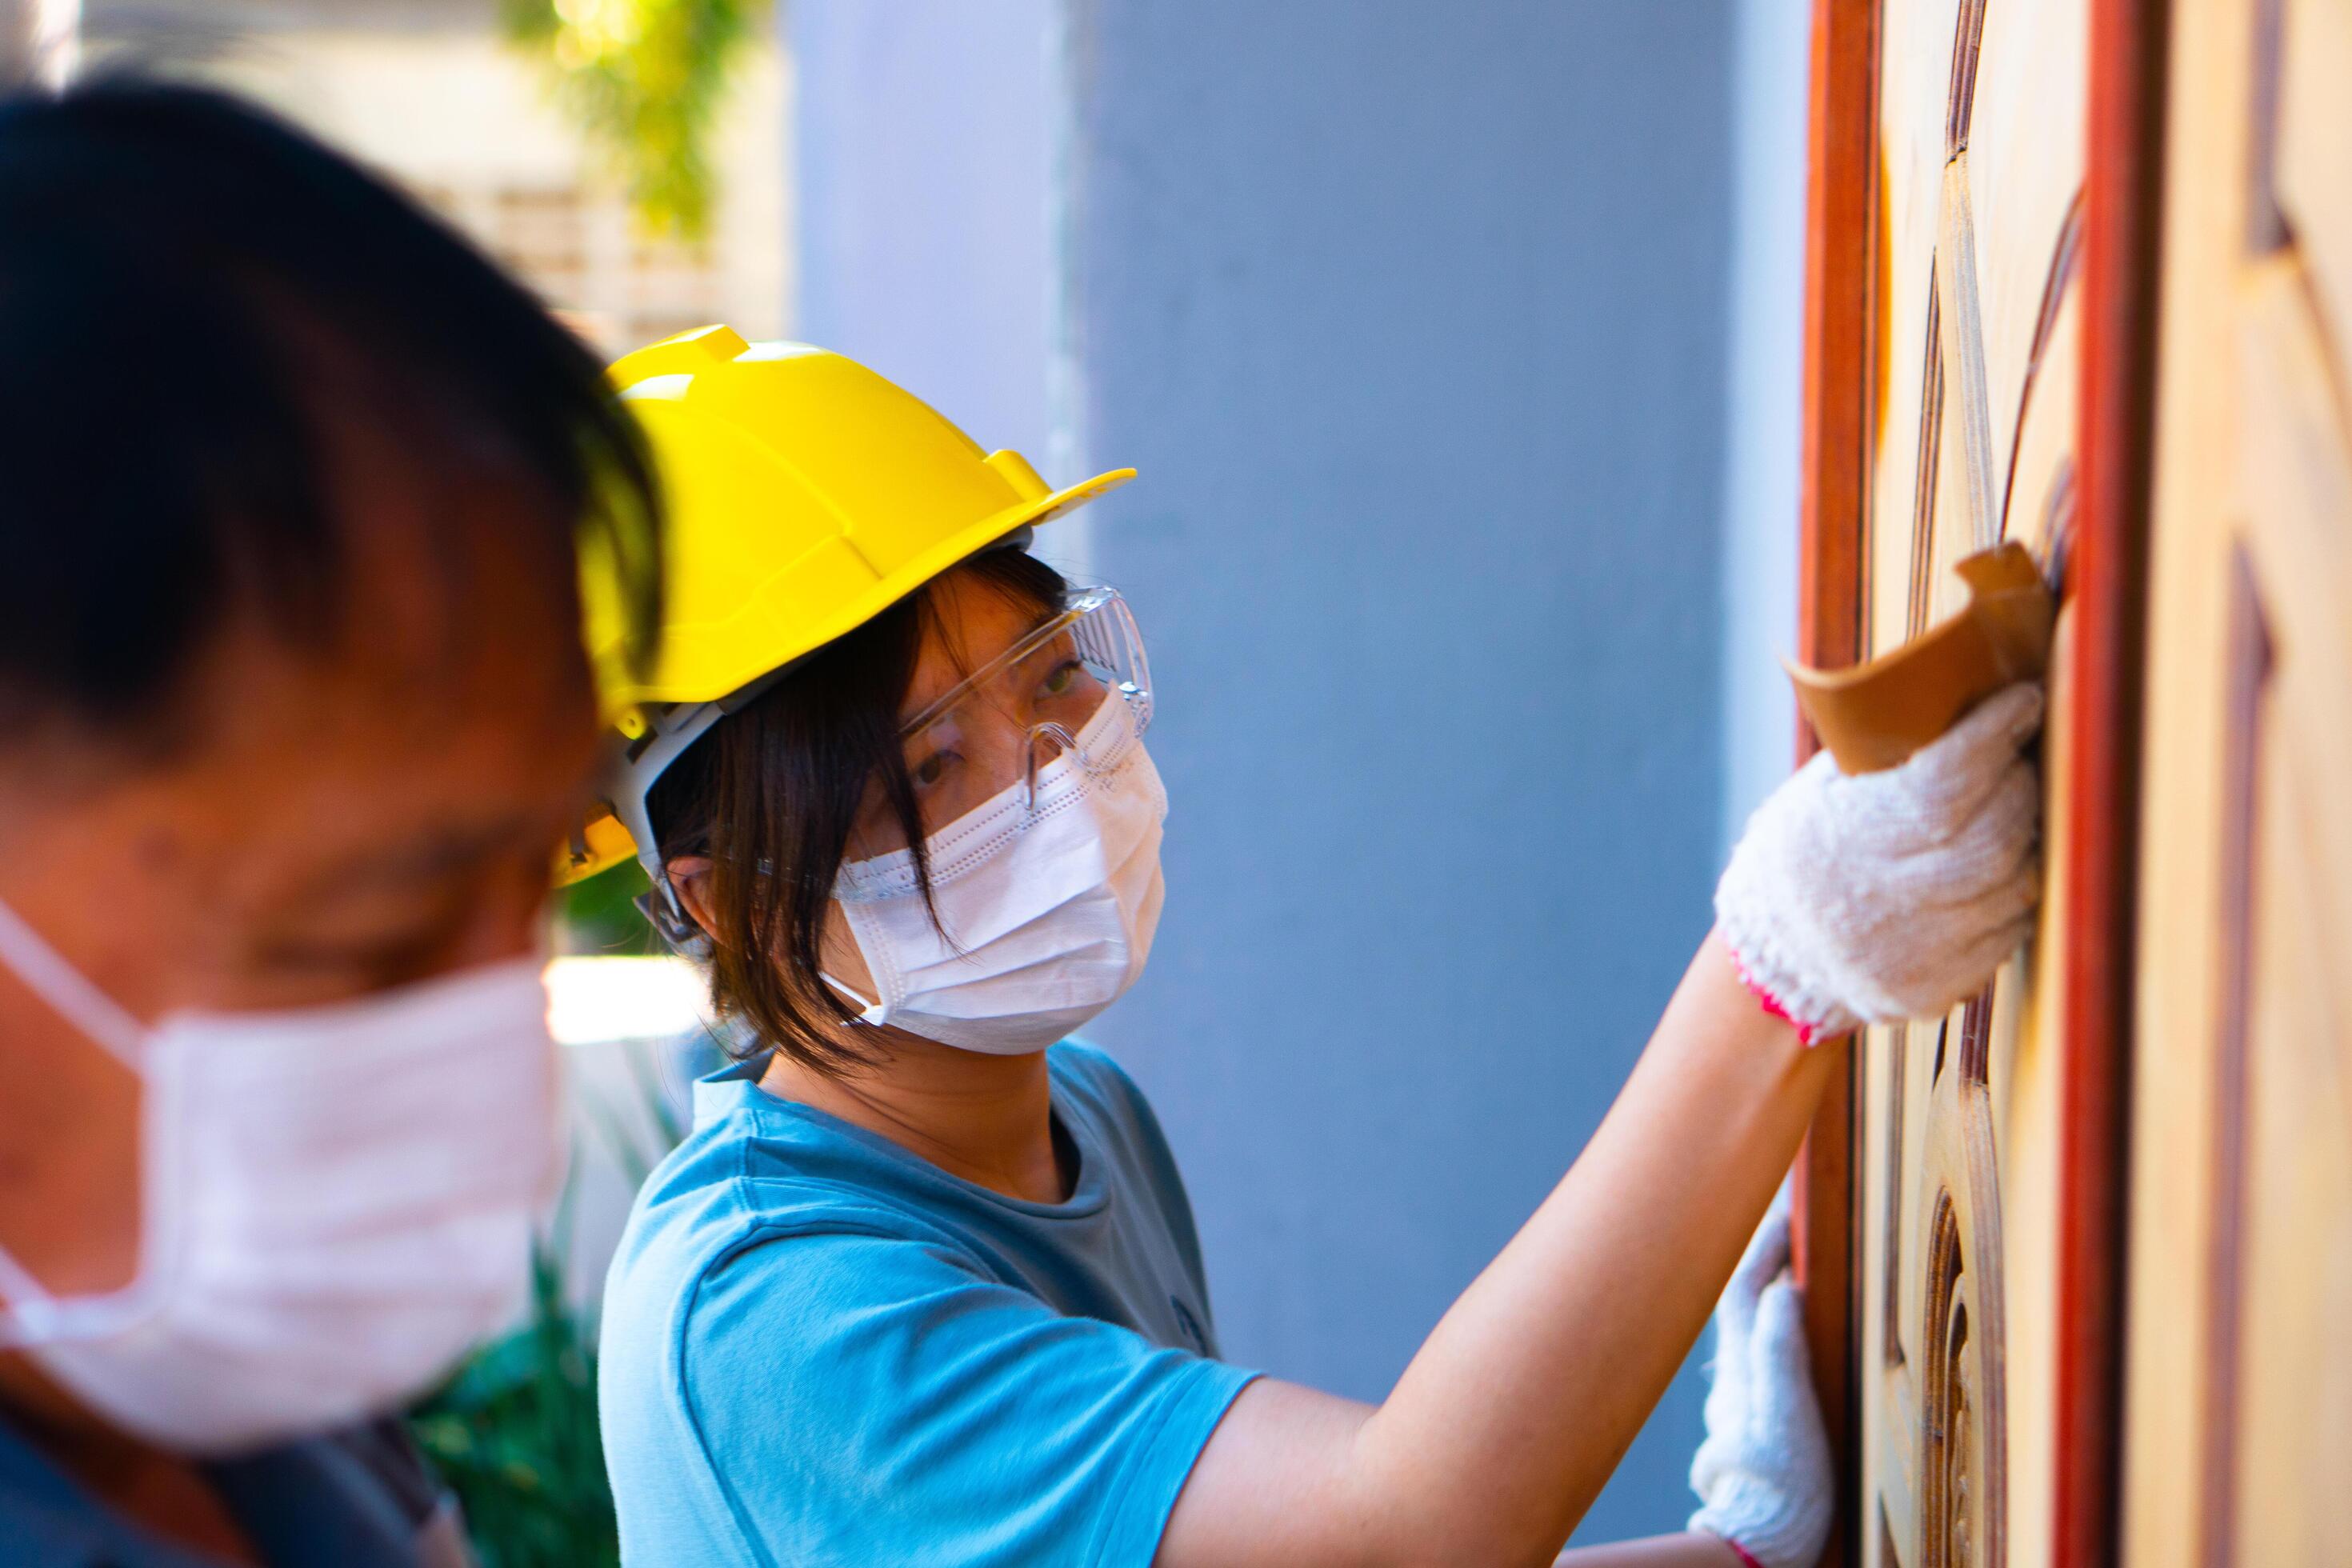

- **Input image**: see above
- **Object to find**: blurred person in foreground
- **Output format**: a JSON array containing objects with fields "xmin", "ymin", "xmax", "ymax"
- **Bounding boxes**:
[{"xmin": 0, "ymin": 82, "xmax": 659, "ymax": 1566}]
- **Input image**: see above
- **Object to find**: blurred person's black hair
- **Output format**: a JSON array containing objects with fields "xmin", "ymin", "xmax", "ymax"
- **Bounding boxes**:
[{"xmin": 0, "ymin": 78, "xmax": 661, "ymax": 752}]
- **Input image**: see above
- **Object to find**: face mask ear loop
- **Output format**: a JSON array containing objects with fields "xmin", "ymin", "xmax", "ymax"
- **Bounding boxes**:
[
  {"xmin": 0, "ymin": 895, "xmax": 173, "ymax": 1348},
  {"xmin": 818, "ymin": 972, "xmax": 890, "ymax": 1028},
  {"xmin": 0, "ymin": 894, "xmax": 150, "ymax": 1068},
  {"xmin": 0, "ymin": 1242, "xmax": 62, "ymax": 1347}
]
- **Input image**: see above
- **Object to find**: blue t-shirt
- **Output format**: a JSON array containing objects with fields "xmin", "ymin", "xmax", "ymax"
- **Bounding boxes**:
[{"xmin": 599, "ymin": 1042, "xmax": 1257, "ymax": 1568}]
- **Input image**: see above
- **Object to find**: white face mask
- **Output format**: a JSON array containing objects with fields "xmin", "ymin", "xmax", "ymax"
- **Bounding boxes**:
[
  {"xmin": 829, "ymin": 697, "xmax": 1167, "ymax": 1055},
  {"xmin": 0, "ymin": 895, "xmax": 561, "ymax": 1455}
]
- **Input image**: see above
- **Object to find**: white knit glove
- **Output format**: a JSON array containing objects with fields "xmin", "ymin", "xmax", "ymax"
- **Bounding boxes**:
[
  {"xmin": 1688, "ymin": 1186, "xmax": 1832, "ymax": 1568},
  {"xmin": 1714, "ymin": 683, "xmax": 2044, "ymax": 1042}
]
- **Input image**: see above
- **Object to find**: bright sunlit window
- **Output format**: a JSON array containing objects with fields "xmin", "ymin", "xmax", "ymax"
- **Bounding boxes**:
[{"xmin": 544, "ymin": 954, "xmax": 710, "ymax": 1046}]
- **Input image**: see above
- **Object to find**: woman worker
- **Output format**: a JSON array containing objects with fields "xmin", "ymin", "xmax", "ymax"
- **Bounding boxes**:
[{"xmin": 585, "ymin": 327, "xmax": 2040, "ymax": 1567}]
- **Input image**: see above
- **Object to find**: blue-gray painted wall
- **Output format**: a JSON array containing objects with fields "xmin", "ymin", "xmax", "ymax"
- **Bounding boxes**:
[
  {"xmin": 794, "ymin": 0, "xmax": 1752, "ymax": 1543},
  {"xmin": 794, "ymin": 0, "xmax": 1056, "ymax": 466},
  {"xmin": 1720, "ymin": 0, "xmax": 1810, "ymax": 846}
]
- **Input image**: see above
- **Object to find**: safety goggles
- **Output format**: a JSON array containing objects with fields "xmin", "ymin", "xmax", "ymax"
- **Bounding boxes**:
[{"xmin": 853, "ymin": 585, "xmax": 1153, "ymax": 855}]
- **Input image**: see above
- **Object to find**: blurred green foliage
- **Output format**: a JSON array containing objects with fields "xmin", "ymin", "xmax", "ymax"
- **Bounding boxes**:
[
  {"xmin": 408, "ymin": 1237, "xmax": 618, "ymax": 1568},
  {"xmin": 499, "ymin": 0, "xmax": 772, "ymax": 241},
  {"xmin": 554, "ymin": 859, "xmax": 660, "ymax": 955},
  {"xmin": 409, "ymin": 966, "xmax": 694, "ymax": 1566}
]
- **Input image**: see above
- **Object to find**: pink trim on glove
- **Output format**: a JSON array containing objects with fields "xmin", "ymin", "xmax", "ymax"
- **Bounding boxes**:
[
  {"xmin": 1727, "ymin": 946, "xmax": 1829, "ymax": 1047},
  {"xmin": 1713, "ymin": 1538, "xmax": 1768, "ymax": 1568}
]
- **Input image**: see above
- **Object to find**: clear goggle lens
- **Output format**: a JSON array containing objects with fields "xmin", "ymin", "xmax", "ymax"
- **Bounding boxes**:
[{"xmin": 850, "ymin": 585, "xmax": 1152, "ymax": 856}]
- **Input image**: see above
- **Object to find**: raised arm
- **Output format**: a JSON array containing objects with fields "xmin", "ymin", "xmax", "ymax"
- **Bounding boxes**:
[{"xmin": 1159, "ymin": 687, "xmax": 2044, "ymax": 1568}]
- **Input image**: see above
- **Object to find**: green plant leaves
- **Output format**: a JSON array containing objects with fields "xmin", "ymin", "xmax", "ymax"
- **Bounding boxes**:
[
  {"xmin": 408, "ymin": 1240, "xmax": 618, "ymax": 1568},
  {"xmin": 501, "ymin": 0, "xmax": 771, "ymax": 241}
]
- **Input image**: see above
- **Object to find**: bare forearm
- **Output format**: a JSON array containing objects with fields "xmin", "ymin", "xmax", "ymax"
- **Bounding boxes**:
[
  {"xmin": 1557, "ymin": 1534, "xmax": 1746, "ymax": 1568},
  {"xmin": 1162, "ymin": 930, "xmax": 1835, "ymax": 1568},
  {"xmin": 1352, "ymin": 930, "xmax": 1831, "ymax": 1558}
]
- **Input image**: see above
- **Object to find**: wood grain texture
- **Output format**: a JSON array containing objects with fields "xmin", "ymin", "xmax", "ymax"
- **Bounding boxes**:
[{"xmin": 1935, "ymin": 161, "xmax": 1998, "ymax": 552}]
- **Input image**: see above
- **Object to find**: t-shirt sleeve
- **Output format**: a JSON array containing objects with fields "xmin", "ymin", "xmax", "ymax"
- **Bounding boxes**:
[{"xmin": 676, "ymin": 1226, "xmax": 1258, "ymax": 1568}]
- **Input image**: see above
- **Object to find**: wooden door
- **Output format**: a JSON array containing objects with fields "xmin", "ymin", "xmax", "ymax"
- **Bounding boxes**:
[
  {"xmin": 1799, "ymin": 0, "xmax": 2352, "ymax": 1562},
  {"xmin": 1853, "ymin": 4, "xmax": 2087, "ymax": 1566},
  {"xmin": 1794, "ymin": 2, "xmax": 2112, "ymax": 1566},
  {"xmin": 2118, "ymin": 0, "xmax": 2352, "ymax": 1562}
]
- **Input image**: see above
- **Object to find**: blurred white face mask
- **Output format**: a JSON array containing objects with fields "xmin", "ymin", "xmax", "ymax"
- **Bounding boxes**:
[
  {"xmin": 827, "ymin": 696, "xmax": 1167, "ymax": 1056},
  {"xmin": 0, "ymin": 895, "xmax": 560, "ymax": 1455}
]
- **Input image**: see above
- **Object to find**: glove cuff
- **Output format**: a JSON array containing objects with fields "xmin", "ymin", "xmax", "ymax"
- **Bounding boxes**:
[
  {"xmin": 1714, "ymin": 850, "xmax": 1860, "ymax": 1044},
  {"xmin": 1690, "ymin": 1469, "xmax": 1835, "ymax": 1568},
  {"xmin": 1723, "ymin": 935, "xmax": 1851, "ymax": 1046},
  {"xmin": 1705, "ymin": 1535, "xmax": 1768, "ymax": 1568}
]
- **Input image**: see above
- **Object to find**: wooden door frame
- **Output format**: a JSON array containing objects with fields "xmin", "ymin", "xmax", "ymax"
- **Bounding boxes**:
[
  {"xmin": 1788, "ymin": 1, "xmax": 2165, "ymax": 1563},
  {"xmin": 2058, "ymin": 0, "xmax": 2165, "ymax": 1560},
  {"xmin": 1790, "ymin": 6, "xmax": 1877, "ymax": 1566}
]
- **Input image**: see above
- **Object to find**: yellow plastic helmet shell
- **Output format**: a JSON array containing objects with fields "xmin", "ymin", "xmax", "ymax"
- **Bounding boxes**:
[{"xmin": 559, "ymin": 325, "xmax": 1134, "ymax": 886}]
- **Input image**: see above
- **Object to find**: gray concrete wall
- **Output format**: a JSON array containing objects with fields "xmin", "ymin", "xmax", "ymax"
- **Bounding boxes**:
[{"xmin": 794, "ymin": 0, "xmax": 1754, "ymax": 1543}]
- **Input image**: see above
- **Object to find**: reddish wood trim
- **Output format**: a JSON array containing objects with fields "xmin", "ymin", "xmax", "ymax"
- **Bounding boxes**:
[
  {"xmin": 1794, "ymin": 4, "xmax": 1880, "ymax": 1567},
  {"xmin": 1999, "ymin": 192, "xmax": 2090, "ymax": 544},
  {"xmin": 1795, "ymin": 0, "xmax": 1878, "ymax": 688},
  {"xmin": 2246, "ymin": 0, "xmax": 2288, "ymax": 254},
  {"xmin": 1796, "ymin": 1050, "xmax": 1858, "ymax": 1568},
  {"xmin": 1908, "ymin": 274, "xmax": 1946, "ymax": 639},
  {"xmin": 2056, "ymin": 0, "xmax": 2166, "ymax": 1562},
  {"xmin": 1946, "ymin": 0, "xmax": 1991, "ymax": 155}
]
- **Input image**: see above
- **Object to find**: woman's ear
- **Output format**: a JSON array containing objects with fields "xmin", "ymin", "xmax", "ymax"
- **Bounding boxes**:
[{"xmin": 665, "ymin": 855, "xmax": 719, "ymax": 942}]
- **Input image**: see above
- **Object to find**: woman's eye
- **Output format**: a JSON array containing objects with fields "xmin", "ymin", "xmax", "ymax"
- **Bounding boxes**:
[
  {"xmin": 1040, "ymin": 660, "xmax": 1082, "ymax": 698},
  {"xmin": 912, "ymin": 751, "xmax": 955, "ymax": 788}
]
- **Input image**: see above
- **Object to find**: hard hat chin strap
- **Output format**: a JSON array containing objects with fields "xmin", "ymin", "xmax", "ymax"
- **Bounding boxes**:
[
  {"xmin": 632, "ymin": 886, "xmax": 713, "ymax": 960},
  {"xmin": 606, "ymin": 696, "xmax": 732, "ymax": 962}
]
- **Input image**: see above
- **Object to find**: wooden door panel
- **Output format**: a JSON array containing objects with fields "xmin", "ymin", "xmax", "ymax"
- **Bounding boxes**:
[
  {"xmin": 2238, "ymin": 266, "xmax": 2352, "ymax": 1005},
  {"xmin": 2212, "ymin": 261, "xmax": 2352, "ymax": 1566},
  {"xmin": 2277, "ymin": 0, "xmax": 2352, "ymax": 362},
  {"xmin": 1853, "ymin": 3, "xmax": 2086, "ymax": 1566},
  {"xmin": 2122, "ymin": 0, "xmax": 2352, "ymax": 1561},
  {"xmin": 1966, "ymin": 0, "xmax": 2088, "ymax": 482}
]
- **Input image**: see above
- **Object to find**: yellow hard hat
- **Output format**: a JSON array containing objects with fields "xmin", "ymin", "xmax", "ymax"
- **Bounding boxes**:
[{"xmin": 560, "ymin": 325, "xmax": 1134, "ymax": 886}]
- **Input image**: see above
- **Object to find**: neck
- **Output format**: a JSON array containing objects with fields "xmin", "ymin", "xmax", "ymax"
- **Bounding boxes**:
[{"xmin": 759, "ymin": 1031, "xmax": 1070, "ymax": 1204}]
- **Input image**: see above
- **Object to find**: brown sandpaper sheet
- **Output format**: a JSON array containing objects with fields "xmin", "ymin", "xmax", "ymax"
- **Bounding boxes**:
[{"xmin": 1786, "ymin": 542, "xmax": 2054, "ymax": 774}]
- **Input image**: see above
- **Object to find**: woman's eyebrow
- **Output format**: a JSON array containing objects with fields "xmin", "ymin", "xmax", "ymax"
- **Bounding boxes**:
[{"xmin": 897, "ymin": 596, "xmax": 1070, "ymax": 730}]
